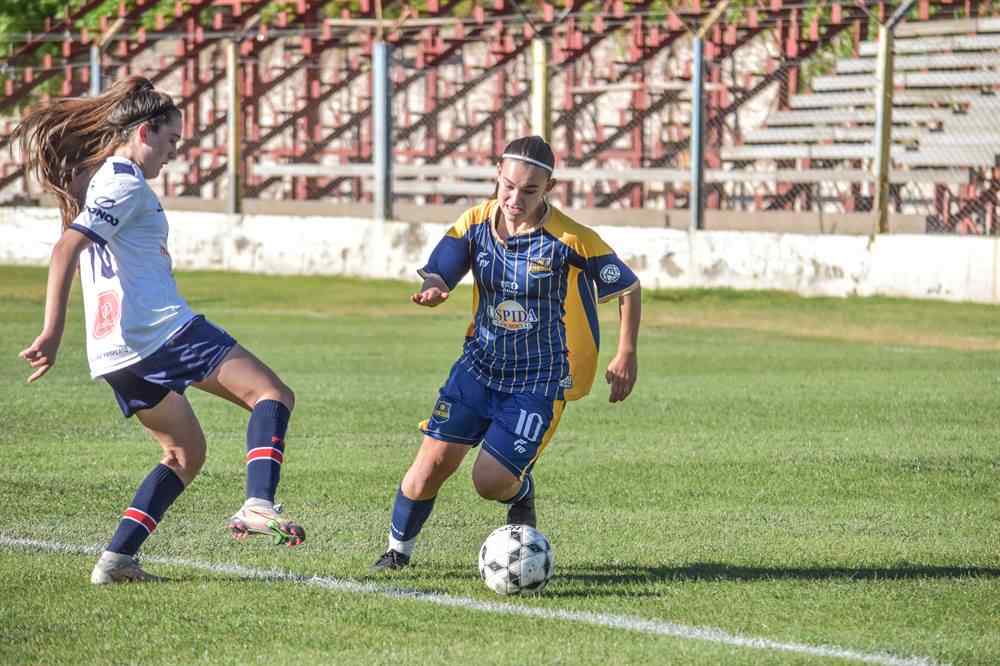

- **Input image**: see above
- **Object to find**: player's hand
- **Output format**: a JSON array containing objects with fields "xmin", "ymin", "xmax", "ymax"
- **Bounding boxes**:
[
  {"xmin": 411, "ymin": 287, "xmax": 449, "ymax": 307},
  {"xmin": 605, "ymin": 350, "xmax": 637, "ymax": 403},
  {"xmin": 19, "ymin": 331, "xmax": 61, "ymax": 383}
]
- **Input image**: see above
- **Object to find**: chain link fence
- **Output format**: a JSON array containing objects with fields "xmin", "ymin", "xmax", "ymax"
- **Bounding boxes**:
[{"xmin": 1, "ymin": 4, "xmax": 998, "ymax": 233}]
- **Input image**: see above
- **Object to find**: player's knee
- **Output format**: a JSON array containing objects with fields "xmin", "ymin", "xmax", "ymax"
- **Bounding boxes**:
[
  {"xmin": 401, "ymin": 473, "xmax": 439, "ymax": 501},
  {"xmin": 402, "ymin": 460, "xmax": 455, "ymax": 499},
  {"xmin": 161, "ymin": 441, "xmax": 205, "ymax": 481},
  {"xmin": 473, "ymin": 473, "xmax": 517, "ymax": 501}
]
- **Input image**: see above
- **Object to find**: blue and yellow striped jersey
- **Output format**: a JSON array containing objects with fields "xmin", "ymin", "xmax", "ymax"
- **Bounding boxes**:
[{"xmin": 420, "ymin": 199, "xmax": 639, "ymax": 400}]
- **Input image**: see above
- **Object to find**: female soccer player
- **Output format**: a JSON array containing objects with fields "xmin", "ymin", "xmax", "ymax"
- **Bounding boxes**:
[
  {"xmin": 15, "ymin": 77, "xmax": 305, "ymax": 584},
  {"xmin": 373, "ymin": 135, "xmax": 641, "ymax": 570}
]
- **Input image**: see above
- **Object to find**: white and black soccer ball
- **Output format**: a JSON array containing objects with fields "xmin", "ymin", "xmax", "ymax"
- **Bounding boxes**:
[{"xmin": 478, "ymin": 524, "xmax": 554, "ymax": 595}]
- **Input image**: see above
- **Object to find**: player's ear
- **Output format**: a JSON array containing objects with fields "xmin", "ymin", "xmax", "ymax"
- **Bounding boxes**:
[{"xmin": 545, "ymin": 177, "xmax": 557, "ymax": 193}]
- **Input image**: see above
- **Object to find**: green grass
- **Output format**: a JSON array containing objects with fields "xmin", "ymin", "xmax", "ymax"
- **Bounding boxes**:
[{"xmin": 1, "ymin": 265, "xmax": 998, "ymax": 665}]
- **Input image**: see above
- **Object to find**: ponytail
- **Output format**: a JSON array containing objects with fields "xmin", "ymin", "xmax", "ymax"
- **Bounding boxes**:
[{"xmin": 12, "ymin": 76, "xmax": 181, "ymax": 228}]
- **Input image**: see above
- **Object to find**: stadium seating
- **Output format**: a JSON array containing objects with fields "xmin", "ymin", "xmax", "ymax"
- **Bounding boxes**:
[{"xmin": 721, "ymin": 17, "xmax": 1000, "ymax": 185}]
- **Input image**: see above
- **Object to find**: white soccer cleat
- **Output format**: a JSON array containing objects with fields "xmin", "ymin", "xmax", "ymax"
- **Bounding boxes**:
[
  {"xmin": 90, "ymin": 550, "xmax": 160, "ymax": 585},
  {"xmin": 228, "ymin": 501, "xmax": 306, "ymax": 547}
]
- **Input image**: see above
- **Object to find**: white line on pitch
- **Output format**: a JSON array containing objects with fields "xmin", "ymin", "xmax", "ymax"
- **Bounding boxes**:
[{"xmin": 0, "ymin": 535, "xmax": 943, "ymax": 666}]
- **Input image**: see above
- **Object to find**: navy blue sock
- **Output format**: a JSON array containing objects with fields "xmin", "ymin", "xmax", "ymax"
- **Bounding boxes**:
[
  {"xmin": 501, "ymin": 474, "xmax": 533, "ymax": 505},
  {"xmin": 389, "ymin": 487, "xmax": 436, "ymax": 547},
  {"xmin": 245, "ymin": 399, "xmax": 291, "ymax": 502},
  {"xmin": 107, "ymin": 464, "xmax": 185, "ymax": 556}
]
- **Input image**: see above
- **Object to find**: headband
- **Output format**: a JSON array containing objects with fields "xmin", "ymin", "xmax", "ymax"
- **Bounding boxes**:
[{"xmin": 501, "ymin": 153, "xmax": 554, "ymax": 173}]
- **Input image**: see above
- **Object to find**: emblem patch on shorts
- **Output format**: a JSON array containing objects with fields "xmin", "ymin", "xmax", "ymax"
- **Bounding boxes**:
[{"xmin": 432, "ymin": 400, "xmax": 451, "ymax": 423}]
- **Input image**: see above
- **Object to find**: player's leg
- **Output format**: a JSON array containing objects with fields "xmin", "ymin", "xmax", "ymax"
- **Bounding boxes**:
[
  {"xmin": 372, "ymin": 435, "xmax": 472, "ymax": 571},
  {"xmin": 91, "ymin": 381, "xmax": 205, "ymax": 584},
  {"xmin": 194, "ymin": 343, "xmax": 302, "ymax": 546},
  {"xmin": 373, "ymin": 364, "xmax": 490, "ymax": 571},
  {"xmin": 472, "ymin": 396, "xmax": 566, "ymax": 528}
]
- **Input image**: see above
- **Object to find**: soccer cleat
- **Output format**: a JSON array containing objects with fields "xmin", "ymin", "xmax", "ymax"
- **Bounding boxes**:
[
  {"xmin": 90, "ymin": 550, "xmax": 160, "ymax": 585},
  {"xmin": 228, "ymin": 502, "xmax": 305, "ymax": 547},
  {"xmin": 506, "ymin": 495, "xmax": 536, "ymax": 528},
  {"xmin": 371, "ymin": 549, "xmax": 410, "ymax": 572}
]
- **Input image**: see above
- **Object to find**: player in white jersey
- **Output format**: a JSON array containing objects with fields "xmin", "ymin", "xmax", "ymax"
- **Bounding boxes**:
[
  {"xmin": 372, "ymin": 136, "xmax": 642, "ymax": 571},
  {"xmin": 15, "ymin": 76, "xmax": 306, "ymax": 584}
]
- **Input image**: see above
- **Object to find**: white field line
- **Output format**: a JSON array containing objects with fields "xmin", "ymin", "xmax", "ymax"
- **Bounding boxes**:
[{"xmin": 1, "ymin": 535, "xmax": 943, "ymax": 666}]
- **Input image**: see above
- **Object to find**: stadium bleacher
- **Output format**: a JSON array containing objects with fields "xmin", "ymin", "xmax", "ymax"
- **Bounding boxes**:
[{"xmin": 722, "ymin": 17, "xmax": 1000, "ymax": 187}]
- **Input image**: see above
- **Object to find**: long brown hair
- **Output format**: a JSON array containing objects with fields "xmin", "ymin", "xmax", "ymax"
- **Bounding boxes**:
[{"xmin": 12, "ymin": 76, "xmax": 181, "ymax": 227}]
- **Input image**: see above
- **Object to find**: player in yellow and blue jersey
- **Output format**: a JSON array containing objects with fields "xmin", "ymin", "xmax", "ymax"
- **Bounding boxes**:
[{"xmin": 373, "ymin": 136, "xmax": 642, "ymax": 570}]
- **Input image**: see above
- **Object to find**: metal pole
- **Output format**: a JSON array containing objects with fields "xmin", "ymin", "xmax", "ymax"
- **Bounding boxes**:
[
  {"xmin": 689, "ymin": 37, "xmax": 706, "ymax": 231},
  {"xmin": 373, "ymin": 41, "xmax": 393, "ymax": 222},
  {"xmin": 873, "ymin": 24, "xmax": 894, "ymax": 235},
  {"xmin": 530, "ymin": 38, "xmax": 551, "ymax": 141},
  {"xmin": 89, "ymin": 44, "xmax": 101, "ymax": 96},
  {"xmin": 225, "ymin": 39, "xmax": 242, "ymax": 215}
]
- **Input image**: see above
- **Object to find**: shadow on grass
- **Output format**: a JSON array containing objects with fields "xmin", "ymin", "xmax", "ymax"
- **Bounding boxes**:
[{"xmin": 544, "ymin": 562, "xmax": 1000, "ymax": 595}]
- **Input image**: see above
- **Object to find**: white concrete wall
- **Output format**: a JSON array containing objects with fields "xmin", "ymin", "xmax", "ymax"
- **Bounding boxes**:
[{"xmin": 2, "ymin": 206, "xmax": 997, "ymax": 304}]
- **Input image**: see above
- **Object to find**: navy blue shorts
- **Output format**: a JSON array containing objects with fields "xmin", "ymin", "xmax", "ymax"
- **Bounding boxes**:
[
  {"xmin": 419, "ymin": 362, "xmax": 566, "ymax": 479},
  {"xmin": 102, "ymin": 315, "xmax": 237, "ymax": 418}
]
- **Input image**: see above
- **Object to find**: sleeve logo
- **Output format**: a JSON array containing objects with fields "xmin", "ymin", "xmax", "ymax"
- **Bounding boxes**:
[
  {"xmin": 599, "ymin": 264, "xmax": 621, "ymax": 284},
  {"xmin": 87, "ymin": 205, "xmax": 120, "ymax": 226}
]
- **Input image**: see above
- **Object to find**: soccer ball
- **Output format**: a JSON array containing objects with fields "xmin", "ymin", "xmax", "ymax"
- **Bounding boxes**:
[{"xmin": 478, "ymin": 524, "xmax": 554, "ymax": 595}]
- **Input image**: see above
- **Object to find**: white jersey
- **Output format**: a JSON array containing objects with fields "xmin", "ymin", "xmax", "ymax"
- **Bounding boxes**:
[{"xmin": 69, "ymin": 157, "xmax": 195, "ymax": 378}]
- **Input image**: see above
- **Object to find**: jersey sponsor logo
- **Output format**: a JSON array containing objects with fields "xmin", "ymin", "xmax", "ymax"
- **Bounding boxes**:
[
  {"xmin": 488, "ymin": 300, "xmax": 538, "ymax": 331},
  {"xmin": 600, "ymin": 264, "xmax": 621, "ymax": 284},
  {"xmin": 501, "ymin": 280, "xmax": 519, "ymax": 295},
  {"xmin": 432, "ymin": 400, "xmax": 451, "ymax": 423},
  {"xmin": 527, "ymin": 257, "xmax": 553, "ymax": 278},
  {"xmin": 93, "ymin": 196, "xmax": 116, "ymax": 209},
  {"xmin": 477, "ymin": 251, "xmax": 491, "ymax": 267},
  {"xmin": 92, "ymin": 290, "xmax": 120, "ymax": 339},
  {"xmin": 87, "ymin": 205, "xmax": 120, "ymax": 227}
]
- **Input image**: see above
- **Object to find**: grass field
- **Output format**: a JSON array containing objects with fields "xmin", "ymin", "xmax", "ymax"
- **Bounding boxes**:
[{"xmin": 1, "ymin": 264, "xmax": 998, "ymax": 665}]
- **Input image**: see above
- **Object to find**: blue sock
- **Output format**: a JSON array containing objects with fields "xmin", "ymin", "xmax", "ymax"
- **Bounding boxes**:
[
  {"xmin": 389, "ymin": 487, "xmax": 436, "ymax": 554},
  {"xmin": 245, "ymin": 399, "xmax": 291, "ymax": 502},
  {"xmin": 501, "ymin": 474, "xmax": 533, "ymax": 505},
  {"xmin": 107, "ymin": 464, "xmax": 185, "ymax": 556}
]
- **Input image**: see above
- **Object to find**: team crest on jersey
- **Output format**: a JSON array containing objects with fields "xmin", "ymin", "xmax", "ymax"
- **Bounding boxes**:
[
  {"xmin": 93, "ymin": 290, "xmax": 121, "ymax": 339},
  {"xmin": 432, "ymin": 400, "xmax": 451, "ymax": 423},
  {"xmin": 600, "ymin": 264, "xmax": 622, "ymax": 284},
  {"xmin": 488, "ymin": 300, "xmax": 538, "ymax": 331},
  {"xmin": 528, "ymin": 257, "xmax": 553, "ymax": 278}
]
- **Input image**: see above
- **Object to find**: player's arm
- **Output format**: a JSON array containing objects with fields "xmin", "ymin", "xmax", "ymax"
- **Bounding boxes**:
[
  {"xmin": 605, "ymin": 284, "xmax": 641, "ymax": 403},
  {"xmin": 19, "ymin": 227, "xmax": 92, "ymax": 382},
  {"xmin": 414, "ymin": 217, "xmax": 473, "ymax": 308}
]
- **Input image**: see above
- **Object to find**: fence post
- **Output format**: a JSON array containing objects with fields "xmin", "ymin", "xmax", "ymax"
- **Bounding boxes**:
[
  {"xmin": 89, "ymin": 45, "xmax": 101, "ymax": 96},
  {"xmin": 873, "ymin": 0, "xmax": 916, "ymax": 235},
  {"xmin": 873, "ymin": 24, "xmax": 894, "ymax": 235},
  {"xmin": 225, "ymin": 39, "xmax": 242, "ymax": 216},
  {"xmin": 689, "ymin": 36, "xmax": 705, "ymax": 232},
  {"xmin": 373, "ymin": 41, "xmax": 393, "ymax": 223},
  {"xmin": 531, "ymin": 38, "xmax": 551, "ymax": 141}
]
